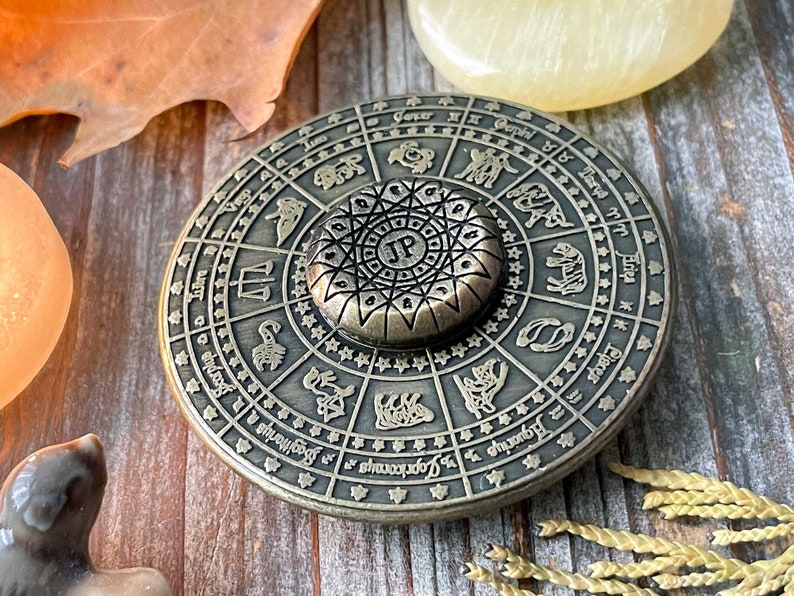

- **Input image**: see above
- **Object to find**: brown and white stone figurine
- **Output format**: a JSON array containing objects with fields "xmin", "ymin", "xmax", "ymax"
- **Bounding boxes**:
[{"xmin": 0, "ymin": 434, "xmax": 173, "ymax": 595}]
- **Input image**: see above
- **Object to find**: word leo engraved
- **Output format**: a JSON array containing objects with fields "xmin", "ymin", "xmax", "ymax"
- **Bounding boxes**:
[
  {"xmin": 303, "ymin": 367, "xmax": 356, "ymax": 423},
  {"xmin": 374, "ymin": 392, "xmax": 435, "ymax": 430},
  {"xmin": 453, "ymin": 359, "xmax": 508, "ymax": 420},
  {"xmin": 546, "ymin": 242, "xmax": 587, "ymax": 296},
  {"xmin": 251, "ymin": 320, "xmax": 286, "ymax": 372}
]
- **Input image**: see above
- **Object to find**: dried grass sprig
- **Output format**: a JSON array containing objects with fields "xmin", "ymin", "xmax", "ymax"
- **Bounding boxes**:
[
  {"xmin": 587, "ymin": 557, "xmax": 687, "ymax": 579},
  {"xmin": 712, "ymin": 522, "xmax": 794, "ymax": 545},
  {"xmin": 461, "ymin": 561, "xmax": 536, "ymax": 596}
]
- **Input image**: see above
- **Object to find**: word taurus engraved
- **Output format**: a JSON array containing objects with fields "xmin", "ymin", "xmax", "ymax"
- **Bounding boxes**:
[
  {"xmin": 455, "ymin": 148, "xmax": 518, "ymax": 189},
  {"xmin": 507, "ymin": 182, "xmax": 573, "ymax": 229},
  {"xmin": 546, "ymin": 242, "xmax": 587, "ymax": 296},
  {"xmin": 236, "ymin": 261, "xmax": 276, "ymax": 302},
  {"xmin": 453, "ymin": 359, "xmax": 509, "ymax": 420},
  {"xmin": 374, "ymin": 392, "xmax": 435, "ymax": 430},
  {"xmin": 303, "ymin": 367, "xmax": 356, "ymax": 423},
  {"xmin": 251, "ymin": 320, "xmax": 286, "ymax": 372},
  {"xmin": 387, "ymin": 141, "xmax": 435, "ymax": 174},
  {"xmin": 516, "ymin": 318, "xmax": 576, "ymax": 352},
  {"xmin": 264, "ymin": 197, "xmax": 306, "ymax": 246},
  {"xmin": 313, "ymin": 154, "xmax": 365, "ymax": 190}
]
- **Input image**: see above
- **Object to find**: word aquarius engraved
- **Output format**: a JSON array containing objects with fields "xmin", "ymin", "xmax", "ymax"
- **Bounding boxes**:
[
  {"xmin": 387, "ymin": 141, "xmax": 435, "ymax": 174},
  {"xmin": 303, "ymin": 367, "xmax": 356, "ymax": 423},
  {"xmin": 455, "ymin": 148, "xmax": 518, "ymax": 189},
  {"xmin": 251, "ymin": 320, "xmax": 286, "ymax": 372},
  {"xmin": 264, "ymin": 197, "xmax": 306, "ymax": 246},
  {"xmin": 507, "ymin": 182, "xmax": 573, "ymax": 229},
  {"xmin": 486, "ymin": 414, "xmax": 551, "ymax": 456},
  {"xmin": 546, "ymin": 242, "xmax": 587, "ymax": 296},
  {"xmin": 374, "ymin": 392, "xmax": 435, "ymax": 430},
  {"xmin": 236, "ymin": 261, "xmax": 276, "ymax": 302},
  {"xmin": 313, "ymin": 155, "xmax": 365, "ymax": 190},
  {"xmin": 453, "ymin": 359, "xmax": 509, "ymax": 420},
  {"xmin": 516, "ymin": 318, "xmax": 575, "ymax": 352}
]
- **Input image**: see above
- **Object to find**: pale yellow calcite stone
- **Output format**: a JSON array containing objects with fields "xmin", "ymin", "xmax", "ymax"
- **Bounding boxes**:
[
  {"xmin": 407, "ymin": 0, "xmax": 734, "ymax": 112},
  {"xmin": 0, "ymin": 163, "xmax": 72, "ymax": 408}
]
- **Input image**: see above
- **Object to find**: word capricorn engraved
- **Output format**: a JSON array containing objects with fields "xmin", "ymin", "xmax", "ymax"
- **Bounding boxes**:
[
  {"xmin": 251, "ymin": 320, "xmax": 286, "ymax": 372},
  {"xmin": 374, "ymin": 392, "xmax": 435, "ymax": 430},
  {"xmin": 303, "ymin": 367, "xmax": 356, "ymax": 423},
  {"xmin": 516, "ymin": 318, "xmax": 575, "ymax": 352},
  {"xmin": 453, "ymin": 359, "xmax": 508, "ymax": 420},
  {"xmin": 546, "ymin": 242, "xmax": 587, "ymax": 296}
]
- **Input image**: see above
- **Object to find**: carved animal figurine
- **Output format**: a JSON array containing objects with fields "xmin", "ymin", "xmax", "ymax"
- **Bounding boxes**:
[{"xmin": 0, "ymin": 434, "xmax": 174, "ymax": 596}]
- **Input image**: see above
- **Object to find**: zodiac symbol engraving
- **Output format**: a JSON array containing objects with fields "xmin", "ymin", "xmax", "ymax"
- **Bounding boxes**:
[
  {"xmin": 264, "ymin": 197, "xmax": 306, "ymax": 246},
  {"xmin": 374, "ymin": 392, "xmax": 435, "ymax": 430},
  {"xmin": 313, "ymin": 154, "xmax": 366, "ymax": 190},
  {"xmin": 303, "ymin": 367, "xmax": 356, "ymax": 423},
  {"xmin": 546, "ymin": 242, "xmax": 587, "ymax": 296},
  {"xmin": 516, "ymin": 318, "xmax": 575, "ymax": 352},
  {"xmin": 454, "ymin": 148, "xmax": 518, "ymax": 188},
  {"xmin": 453, "ymin": 359, "xmax": 509, "ymax": 420},
  {"xmin": 251, "ymin": 320, "xmax": 286, "ymax": 372},
  {"xmin": 387, "ymin": 141, "xmax": 435, "ymax": 174},
  {"xmin": 236, "ymin": 261, "xmax": 276, "ymax": 302},
  {"xmin": 507, "ymin": 182, "xmax": 573, "ymax": 229}
]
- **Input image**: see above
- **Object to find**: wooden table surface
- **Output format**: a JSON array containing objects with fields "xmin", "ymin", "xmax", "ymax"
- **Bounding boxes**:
[{"xmin": 2, "ymin": 1, "xmax": 794, "ymax": 594}]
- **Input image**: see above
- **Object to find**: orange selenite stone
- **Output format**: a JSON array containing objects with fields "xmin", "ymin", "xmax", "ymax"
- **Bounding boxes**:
[{"xmin": 0, "ymin": 164, "xmax": 72, "ymax": 408}]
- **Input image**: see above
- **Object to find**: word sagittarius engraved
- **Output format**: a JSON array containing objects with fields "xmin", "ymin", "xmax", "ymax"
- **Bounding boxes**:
[
  {"xmin": 516, "ymin": 318, "xmax": 575, "ymax": 352},
  {"xmin": 264, "ymin": 197, "xmax": 306, "ymax": 246},
  {"xmin": 453, "ymin": 359, "xmax": 508, "ymax": 420},
  {"xmin": 251, "ymin": 320, "xmax": 286, "ymax": 372},
  {"xmin": 374, "ymin": 392, "xmax": 435, "ymax": 430},
  {"xmin": 303, "ymin": 367, "xmax": 356, "ymax": 423},
  {"xmin": 546, "ymin": 242, "xmax": 587, "ymax": 296}
]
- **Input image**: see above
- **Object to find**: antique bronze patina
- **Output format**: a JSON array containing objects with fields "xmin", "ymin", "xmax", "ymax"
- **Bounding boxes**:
[{"xmin": 160, "ymin": 94, "xmax": 675, "ymax": 523}]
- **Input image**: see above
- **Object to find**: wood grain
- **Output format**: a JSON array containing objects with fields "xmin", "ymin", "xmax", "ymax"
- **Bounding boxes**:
[{"xmin": 2, "ymin": 0, "xmax": 794, "ymax": 594}]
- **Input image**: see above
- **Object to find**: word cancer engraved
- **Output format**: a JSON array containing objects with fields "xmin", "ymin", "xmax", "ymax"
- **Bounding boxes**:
[
  {"xmin": 454, "ymin": 148, "xmax": 518, "ymax": 188},
  {"xmin": 516, "ymin": 318, "xmax": 575, "ymax": 352},
  {"xmin": 236, "ymin": 261, "xmax": 276, "ymax": 302},
  {"xmin": 546, "ymin": 242, "xmax": 587, "ymax": 296},
  {"xmin": 374, "ymin": 392, "xmax": 435, "ymax": 430},
  {"xmin": 264, "ymin": 197, "xmax": 306, "ymax": 246},
  {"xmin": 453, "ymin": 359, "xmax": 509, "ymax": 420},
  {"xmin": 251, "ymin": 320, "xmax": 286, "ymax": 372},
  {"xmin": 303, "ymin": 367, "xmax": 356, "ymax": 423},
  {"xmin": 313, "ymin": 154, "xmax": 366, "ymax": 190},
  {"xmin": 387, "ymin": 140, "xmax": 435, "ymax": 174},
  {"xmin": 508, "ymin": 182, "xmax": 573, "ymax": 229}
]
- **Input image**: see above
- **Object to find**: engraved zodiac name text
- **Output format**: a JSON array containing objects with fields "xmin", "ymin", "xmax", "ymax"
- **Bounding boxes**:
[
  {"xmin": 486, "ymin": 415, "xmax": 551, "ymax": 457},
  {"xmin": 187, "ymin": 270, "xmax": 208, "ymax": 302},
  {"xmin": 492, "ymin": 117, "xmax": 536, "ymax": 141},
  {"xmin": 255, "ymin": 421, "xmax": 322, "ymax": 466},
  {"xmin": 200, "ymin": 350, "xmax": 235, "ymax": 398},
  {"xmin": 587, "ymin": 343, "xmax": 623, "ymax": 384},
  {"xmin": 578, "ymin": 165, "xmax": 609, "ymax": 199},
  {"xmin": 358, "ymin": 453, "xmax": 443, "ymax": 480},
  {"xmin": 392, "ymin": 110, "xmax": 433, "ymax": 123}
]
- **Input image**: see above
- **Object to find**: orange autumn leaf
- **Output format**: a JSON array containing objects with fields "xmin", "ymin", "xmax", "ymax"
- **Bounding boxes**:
[{"xmin": 0, "ymin": 0, "xmax": 324, "ymax": 166}]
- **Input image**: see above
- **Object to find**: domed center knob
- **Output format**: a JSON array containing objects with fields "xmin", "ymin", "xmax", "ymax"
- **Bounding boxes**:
[{"xmin": 305, "ymin": 178, "xmax": 505, "ymax": 349}]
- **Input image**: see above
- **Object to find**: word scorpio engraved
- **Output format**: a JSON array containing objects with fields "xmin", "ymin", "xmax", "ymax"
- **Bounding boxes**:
[
  {"xmin": 453, "ymin": 359, "xmax": 508, "ymax": 419},
  {"xmin": 374, "ymin": 392, "xmax": 435, "ymax": 430},
  {"xmin": 546, "ymin": 242, "xmax": 587, "ymax": 296},
  {"xmin": 264, "ymin": 197, "xmax": 306, "ymax": 246},
  {"xmin": 303, "ymin": 367, "xmax": 355, "ymax": 423},
  {"xmin": 251, "ymin": 320, "xmax": 286, "ymax": 372}
]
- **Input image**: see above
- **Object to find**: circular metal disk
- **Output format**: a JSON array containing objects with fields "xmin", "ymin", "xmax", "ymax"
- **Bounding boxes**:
[{"xmin": 160, "ymin": 94, "xmax": 675, "ymax": 523}]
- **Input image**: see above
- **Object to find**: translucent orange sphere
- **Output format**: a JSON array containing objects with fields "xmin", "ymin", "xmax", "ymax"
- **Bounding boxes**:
[{"xmin": 0, "ymin": 163, "xmax": 72, "ymax": 408}]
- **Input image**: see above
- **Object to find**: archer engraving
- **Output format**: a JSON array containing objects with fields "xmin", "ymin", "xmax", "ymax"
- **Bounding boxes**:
[
  {"xmin": 303, "ymin": 367, "xmax": 355, "ymax": 423},
  {"xmin": 507, "ymin": 182, "xmax": 573, "ymax": 229},
  {"xmin": 454, "ymin": 148, "xmax": 518, "ymax": 188},
  {"xmin": 546, "ymin": 242, "xmax": 587, "ymax": 296},
  {"xmin": 516, "ymin": 318, "xmax": 575, "ymax": 352},
  {"xmin": 387, "ymin": 141, "xmax": 435, "ymax": 174},
  {"xmin": 264, "ymin": 197, "xmax": 306, "ymax": 246},
  {"xmin": 453, "ymin": 359, "xmax": 508, "ymax": 420},
  {"xmin": 251, "ymin": 320, "xmax": 286, "ymax": 372},
  {"xmin": 374, "ymin": 392, "xmax": 435, "ymax": 430},
  {"xmin": 313, "ymin": 155, "xmax": 365, "ymax": 190}
]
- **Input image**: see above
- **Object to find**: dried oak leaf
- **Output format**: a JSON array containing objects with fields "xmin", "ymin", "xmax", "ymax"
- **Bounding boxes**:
[{"xmin": 0, "ymin": 0, "xmax": 324, "ymax": 166}]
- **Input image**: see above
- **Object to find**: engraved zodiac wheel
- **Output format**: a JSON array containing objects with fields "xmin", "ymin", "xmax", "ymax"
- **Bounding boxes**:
[{"xmin": 160, "ymin": 94, "xmax": 675, "ymax": 523}]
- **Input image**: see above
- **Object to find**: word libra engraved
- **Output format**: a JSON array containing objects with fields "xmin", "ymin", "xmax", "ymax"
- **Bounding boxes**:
[{"xmin": 161, "ymin": 93, "xmax": 674, "ymax": 523}]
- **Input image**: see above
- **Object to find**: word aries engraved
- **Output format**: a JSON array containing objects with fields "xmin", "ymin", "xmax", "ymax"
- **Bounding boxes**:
[
  {"xmin": 374, "ymin": 392, "xmax": 435, "ymax": 430},
  {"xmin": 303, "ymin": 367, "xmax": 356, "ymax": 423},
  {"xmin": 516, "ymin": 317, "xmax": 576, "ymax": 352},
  {"xmin": 546, "ymin": 242, "xmax": 587, "ymax": 296},
  {"xmin": 313, "ymin": 154, "xmax": 366, "ymax": 190},
  {"xmin": 251, "ymin": 320, "xmax": 286, "ymax": 372},
  {"xmin": 453, "ymin": 359, "xmax": 509, "ymax": 420},
  {"xmin": 264, "ymin": 197, "xmax": 306, "ymax": 246},
  {"xmin": 507, "ymin": 182, "xmax": 573, "ymax": 229},
  {"xmin": 454, "ymin": 148, "xmax": 518, "ymax": 188},
  {"xmin": 387, "ymin": 141, "xmax": 435, "ymax": 174}
]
